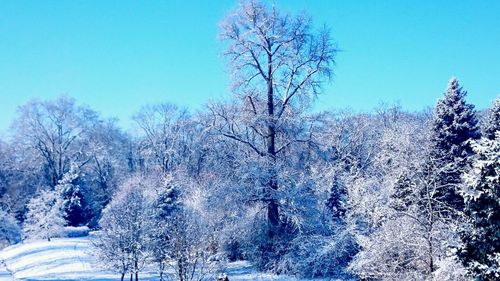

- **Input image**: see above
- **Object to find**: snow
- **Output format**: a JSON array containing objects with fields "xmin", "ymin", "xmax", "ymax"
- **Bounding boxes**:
[
  {"xmin": 0, "ymin": 237, "xmax": 332, "ymax": 281},
  {"xmin": 0, "ymin": 237, "xmax": 118, "ymax": 280},
  {"xmin": 0, "ymin": 261, "xmax": 13, "ymax": 281}
]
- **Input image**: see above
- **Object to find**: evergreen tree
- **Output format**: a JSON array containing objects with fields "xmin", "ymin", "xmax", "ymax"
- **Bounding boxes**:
[
  {"xmin": 55, "ymin": 163, "xmax": 89, "ymax": 226},
  {"xmin": 326, "ymin": 176, "xmax": 348, "ymax": 220},
  {"xmin": 428, "ymin": 77, "xmax": 481, "ymax": 211},
  {"xmin": 149, "ymin": 175, "xmax": 181, "ymax": 281},
  {"xmin": 459, "ymin": 134, "xmax": 500, "ymax": 280},
  {"xmin": 483, "ymin": 97, "xmax": 500, "ymax": 140},
  {"xmin": 153, "ymin": 175, "xmax": 180, "ymax": 220},
  {"xmin": 390, "ymin": 173, "xmax": 416, "ymax": 212}
]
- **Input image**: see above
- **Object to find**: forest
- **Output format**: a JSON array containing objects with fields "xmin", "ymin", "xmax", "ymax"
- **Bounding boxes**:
[{"xmin": 0, "ymin": 1, "xmax": 499, "ymax": 281}]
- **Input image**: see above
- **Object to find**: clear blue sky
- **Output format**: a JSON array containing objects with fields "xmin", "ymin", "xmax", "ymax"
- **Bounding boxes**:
[{"xmin": 0, "ymin": 0, "xmax": 499, "ymax": 133}]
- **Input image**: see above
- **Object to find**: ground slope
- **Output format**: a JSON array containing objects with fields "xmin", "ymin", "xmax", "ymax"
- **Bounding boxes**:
[
  {"xmin": 0, "ymin": 237, "xmax": 119, "ymax": 281},
  {"xmin": 0, "ymin": 260, "xmax": 14, "ymax": 281},
  {"xmin": 0, "ymin": 237, "xmax": 322, "ymax": 281}
]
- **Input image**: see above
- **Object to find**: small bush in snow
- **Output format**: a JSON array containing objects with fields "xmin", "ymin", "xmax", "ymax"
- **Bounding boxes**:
[
  {"xmin": 62, "ymin": 226, "xmax": 90, "ymax": 238},
  {"xmin": 22, "ymin": 189, "xmax": 65, "ymax": 241},
  {"xmin": 277, "ymin": 231, "xmax": 357, "ymax": 278}
]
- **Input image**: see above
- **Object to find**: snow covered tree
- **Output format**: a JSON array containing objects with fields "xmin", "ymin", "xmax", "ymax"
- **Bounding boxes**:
[
  {"xmin": 349, "ymin": 212, "xmax": 464, "ymax": 280},
  {"xmin": 167, "ymin": 208, "xmax": 213, "ymax": 281},
  {"xmin": 349, "ymin": 160, "xmax": 468, "ymax": 280},
  {"xmin": 217, "ymin": 0, "xmax": 336, "ymax": 243},
  {"xmin": 133, "ymin": 103, "xmax": 191, "ymax": 174},
  {"xmin": 210, "ymin": 1, "xmax": 338, "ymax": 273},
  {"xmin": 325, "ymin": 176, "xmax": 348, "ymax": 220},
  {"xmin": 9, "ymin": 96, "xmax": 132, "ymax": 226},
  {"xmin": 390, "ymin": 173, "xmax": 416, "ymax": 212},
  {"xmin": 0, "ymin": 135, "xmax": 47, "ymax": 221},
  {"xmin": 483, "ymin": 97, "xmax": 500, "ymax": 140},
  {"xmin": 22, "ymin": 189, "xmax": 65, "ymax": 241},
  {"xmin": 345, "ymin": 108, "xmax": 473, "ymax": 280},
  {"xmin": 428, "ymin": 77, "xmax": 481, "ymax": 211},
  {"xmin": 93, "ymin": 175, "xmax": 152, "ymax": 281},
  {"xmin": 14, "ymin": 96, "xmax": 98, "ymax": 187},
  {"xmin": 459, "ymin": 134, "xmax": 500, "ymax": 280},
  {"xmin": 85, "ymin": 118, "xmax": 131, "ymax": 227},
  {"xmin": 149, "ymin": 174, "xmax": 181, "ymax": 281},
  {"xmin": 0, "ymin": 208, "xmax": 21, "ymax": 247},
  {"xmin": 150, "ymin": 173, "xmax": 219, "ymax": 281},
  {"xmin": 55, "ymin": 163, "xmax": 89, "ymax": 226}
]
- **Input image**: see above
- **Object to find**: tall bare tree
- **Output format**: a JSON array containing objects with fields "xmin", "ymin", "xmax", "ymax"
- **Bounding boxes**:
[
  {"xmin": 14, "ymin": 96, "xmax": 97, "ymax": 187},
  {"xmin": 216, "ymin": 0, "xmax": 335, "ymax": 236}
]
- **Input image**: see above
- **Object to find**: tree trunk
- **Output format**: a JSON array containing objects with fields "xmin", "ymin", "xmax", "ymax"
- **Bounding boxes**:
[
  {"xmin": 134, "ymin": 260, "xmax": 139, "ymax": 281},
  {"xmin": 266, "ymin": 53, "xmax": 279, "ymax": 235},
  {"xmin": 120, "ymin": 273, "xmax": 125, "ymax": 281},
  {"xmin": 178, "ymin": 256, "xmax": 185, "ymax": 281},
  {"xmin": 159, "ymin": 260, "xmax": 166, "ymax": 281}
]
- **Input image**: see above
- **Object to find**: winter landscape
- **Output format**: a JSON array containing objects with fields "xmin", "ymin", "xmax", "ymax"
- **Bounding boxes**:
[{"xmin": 0, "ymin": 1, "xmax": 499, "ymax": 281}]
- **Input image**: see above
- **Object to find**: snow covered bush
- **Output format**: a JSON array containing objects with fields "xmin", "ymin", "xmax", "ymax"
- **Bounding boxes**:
[
  {"xmin": 433, "ymin": 256, "xmax": 470, "ymax": 281},
  {"xmin": 22, "ymin": 189, "xmax": 65, "ymax": 241},
  {"xmin": 277, "ymin": 228, "xmax": 357, "ymax": 279},
  {"xmin": 62, "ymin": 226, "xmax": 90, "ymax": 238},
  {"xmin": 349, "ymin": 214, "xmax": 463, "ymax": 280}
]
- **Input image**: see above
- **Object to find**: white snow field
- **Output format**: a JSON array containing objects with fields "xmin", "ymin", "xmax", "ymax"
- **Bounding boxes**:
[
  {"xmin": 0, "ymin": 237, "xmax": 328, "ymax": 281},
  {"xmin": 0, "ymin": 260, "xmax": 14, "ymax": 281},
  {"xmin": 0, "ymin": 237, "xmax": 120, "ymax": 281}
]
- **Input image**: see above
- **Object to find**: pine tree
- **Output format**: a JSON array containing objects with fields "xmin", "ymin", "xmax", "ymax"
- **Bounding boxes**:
[
  {"xmin": 55, "ymin": 163, "xmax": 88, "ymax": 226},
  {"xmin": 150, "ymin": 175, "xmax": 181, "ymax": 281},
  {"xmin": 23, "ymin": 189, "xmax": 65, "ymax": 241},
  {"xmin": 428, "ymin": 77, "xmax": 481, "ymax": 211},
  {"xmin": 483, "ymin": 97, "xmax": 500, "ymax": 140},
  {"xmin": 390, "ymin": 173, "xmax": 416, "ymax": 212},
  {"xmin": 326, "ymin": 176, "xmax": 348, "ymax": 220},
  {"xmin": 154, "ymin": 175, "xmax": 180, "ymax": 220},
  {"xmin": 459, "ymin": 134, "xmax": 500, "ymax": 280}
]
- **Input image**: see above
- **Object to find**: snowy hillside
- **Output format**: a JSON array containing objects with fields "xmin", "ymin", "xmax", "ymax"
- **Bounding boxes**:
[
  {"xmin": 0, "ymin": 237, "xmax": 326, "ymax": 281},
  {"xmin": 0, "ymin": 237, "xmax": 119, "ymax": 280}
]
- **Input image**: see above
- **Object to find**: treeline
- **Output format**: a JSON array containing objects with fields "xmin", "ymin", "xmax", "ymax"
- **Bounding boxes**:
[{"xmin": 0, "ymin": 1, "xmax": 499, "ymax": 280}]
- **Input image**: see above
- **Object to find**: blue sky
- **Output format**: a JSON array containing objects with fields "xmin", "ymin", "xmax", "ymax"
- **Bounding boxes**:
[{"xmin": 0, "ymin": 0, "xmax": 499, "ymax": 133}]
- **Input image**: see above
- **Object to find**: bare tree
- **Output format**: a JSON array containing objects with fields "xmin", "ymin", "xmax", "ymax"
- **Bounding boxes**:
[
  {"xmin": 14, "ymin": 96, "xmax": 97, "ymax": 187},
  {"xmin": 216, "ymin": 0, "xmax": 336, "ymax": 237},
  {"xmin": 133, "ymin": 103, "xmax": 192, "ymax": 174}
]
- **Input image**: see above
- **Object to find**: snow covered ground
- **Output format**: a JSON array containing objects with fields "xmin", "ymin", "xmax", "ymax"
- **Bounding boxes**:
[
  {"xmin": 0, "ymin": 237, "xmax": 119, "ymax": 281},
  {"xmin": 0, "ymin": 260, "xmax": 14, "ymax": 281},
  {"xmin": 0, "ymin": 237, "xmax": 326, "ymax": 281}
]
